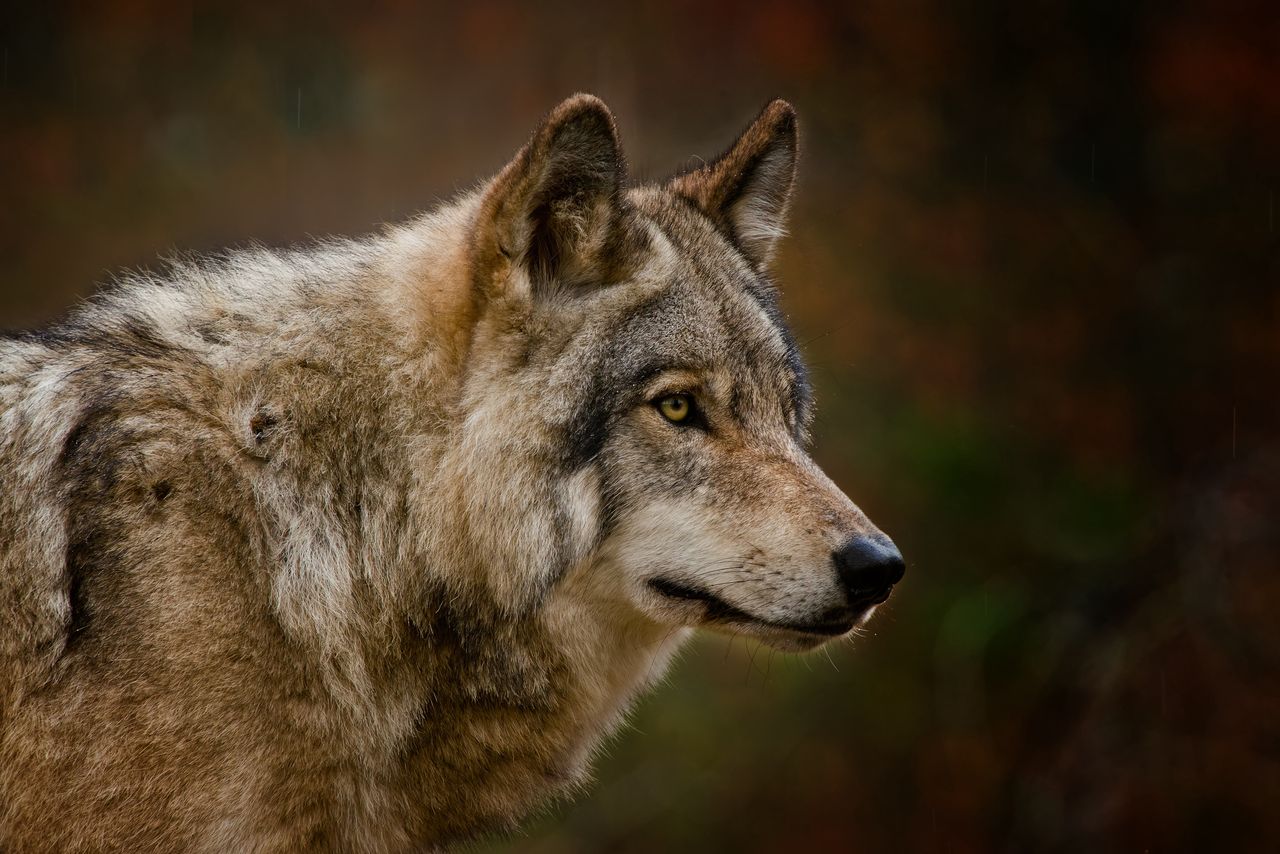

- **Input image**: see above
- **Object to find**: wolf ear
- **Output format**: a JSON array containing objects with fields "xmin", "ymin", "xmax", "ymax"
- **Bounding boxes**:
[
  {"xmin": 668, "ymin": 99, "xmax": 798, "ymax": 268},
  {"xmin": 473, "ymin": 94, "xmax": 631, "ymax": 296}
]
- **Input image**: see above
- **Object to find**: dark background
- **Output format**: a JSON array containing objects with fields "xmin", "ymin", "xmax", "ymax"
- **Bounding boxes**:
[{"xmin": 3, "ymin": 2, "xmax": 1278, "ymax": 851}]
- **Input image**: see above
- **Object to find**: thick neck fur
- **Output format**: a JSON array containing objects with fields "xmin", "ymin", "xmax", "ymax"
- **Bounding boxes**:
[{"xmin": 216, "ymin": 194, "xmax": 685, "ymax": 844}]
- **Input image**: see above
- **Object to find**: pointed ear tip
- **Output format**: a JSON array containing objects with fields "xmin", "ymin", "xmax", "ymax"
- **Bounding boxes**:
[
  {"xmin": 761, "ymin": 99, "xmax": 798, "ymax": 136},
  {"xmin": 763, "ymin": 98, "xmax": 796, "ymax": 116},
  {"xmin": 545, "ymin": 93, "xmax": 619, "ymax": 137}
]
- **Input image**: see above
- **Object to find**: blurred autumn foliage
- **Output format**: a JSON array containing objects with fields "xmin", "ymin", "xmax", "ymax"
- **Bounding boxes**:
[{"xmin": 2, "ymin": 2, "xmax": 1277, "ymax": 851}]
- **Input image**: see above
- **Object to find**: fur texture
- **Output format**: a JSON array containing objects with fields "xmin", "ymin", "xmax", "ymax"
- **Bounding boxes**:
[{"xmin": 0, "ymin": 94, "xmax": 902, "ymax": 851}]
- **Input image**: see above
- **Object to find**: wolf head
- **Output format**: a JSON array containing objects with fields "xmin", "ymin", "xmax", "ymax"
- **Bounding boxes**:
[{"xmin": 440, "ymin": 95, "xmax": 902, "ymax": 653}]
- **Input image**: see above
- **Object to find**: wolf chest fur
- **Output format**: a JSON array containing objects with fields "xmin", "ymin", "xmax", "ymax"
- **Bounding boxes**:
[{"xmin": 0, "ymin": 94, "xmax": 904, "ymax": 851}]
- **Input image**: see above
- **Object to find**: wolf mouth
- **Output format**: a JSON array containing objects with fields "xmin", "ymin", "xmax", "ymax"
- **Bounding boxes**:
[{"xmin": 646, "ymin": 577, "xmax": 856, "ymax": 637}]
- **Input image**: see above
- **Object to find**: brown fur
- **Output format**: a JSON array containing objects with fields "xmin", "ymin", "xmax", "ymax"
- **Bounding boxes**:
[{"xmin": 0, "ymin": 95, "xmax": 902, "ymax": 851}]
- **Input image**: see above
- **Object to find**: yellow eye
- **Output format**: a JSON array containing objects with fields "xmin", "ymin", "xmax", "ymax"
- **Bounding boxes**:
[{"xmin": 657, "ymin": 394, "xmax": 693, "ymax": 423}]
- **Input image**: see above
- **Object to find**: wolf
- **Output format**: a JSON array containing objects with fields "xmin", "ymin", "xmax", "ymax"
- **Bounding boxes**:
[{"xmin": 0, "ymin": 94, "xmax": 904, "ymax": 851}]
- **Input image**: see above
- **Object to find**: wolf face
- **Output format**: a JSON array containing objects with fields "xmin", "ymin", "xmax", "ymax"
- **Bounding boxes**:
[{"xmin": 452, "ymin": 96, "xmax": 904, "ymax": 653}]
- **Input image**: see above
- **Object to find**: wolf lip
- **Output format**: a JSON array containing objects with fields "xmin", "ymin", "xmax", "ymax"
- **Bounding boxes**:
[
  {"xmin": 849, "ymin": 585, "xmax": 894, "ymax": 608},
  {"xmin": 646, "ymin": 578, "xmax": 856, "ymax": 637}
]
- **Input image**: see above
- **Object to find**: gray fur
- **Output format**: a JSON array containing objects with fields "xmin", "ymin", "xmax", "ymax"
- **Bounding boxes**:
[{"xmin": 0, "ymin": 94, "xmax": 899, "ymax": 851}]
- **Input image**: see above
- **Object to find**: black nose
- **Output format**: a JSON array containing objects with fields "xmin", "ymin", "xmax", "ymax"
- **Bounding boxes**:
[{"xmin": 834, "ymin": 536, "xmax": 905, "ymax": 606}]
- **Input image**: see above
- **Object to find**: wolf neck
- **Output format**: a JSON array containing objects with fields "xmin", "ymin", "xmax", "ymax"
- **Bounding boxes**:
[
  {"xmin": 271, "ymin": 196, "xmax": 688, "ymax": 837},
  {"xmin": 375, "ymin": 193, "xmax": 486, "ymax": 383},
  {"xmin": 385, "ymin": 564, "xmax": 688, "ymax": 842}
]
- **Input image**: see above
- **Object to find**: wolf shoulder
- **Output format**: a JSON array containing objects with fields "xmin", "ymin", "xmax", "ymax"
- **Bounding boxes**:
[{"xmin": 0, "ymin": 255, "xmax": 376, "ymax": 689}]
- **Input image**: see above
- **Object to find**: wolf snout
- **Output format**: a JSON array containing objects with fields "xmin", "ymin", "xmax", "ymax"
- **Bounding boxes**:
[{"xmin": 833, "ymin": 535, "xmax": 905, "ymax": 608}]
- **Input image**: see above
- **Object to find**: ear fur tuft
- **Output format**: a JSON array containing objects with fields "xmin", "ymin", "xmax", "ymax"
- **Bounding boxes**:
[
  {"xmin": 668, "ymin": 99, "xmax": 798, "ymax": 267},
  {"xmin": 474, "ymin": 94, "xmax": 632, "ymax": 296}
]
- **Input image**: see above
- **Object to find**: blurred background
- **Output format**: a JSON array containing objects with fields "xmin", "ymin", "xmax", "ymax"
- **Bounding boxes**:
[{"xmin": 3, "ymin": 2, "xmax": 1278, "ymax": 851}]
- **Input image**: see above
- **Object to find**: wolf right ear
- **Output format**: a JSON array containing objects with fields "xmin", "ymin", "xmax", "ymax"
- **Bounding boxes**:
[
  {"xmin": 472, "ymin": 94, "xmax": 633, "ymax": 297},
  {"xmin": 668, "ymin": 99, "xmax": 798, "ymax": 268}
]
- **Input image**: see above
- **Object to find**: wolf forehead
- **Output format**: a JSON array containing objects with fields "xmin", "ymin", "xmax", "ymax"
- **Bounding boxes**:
[{"xmin": 526, "ymin": 186, "xmax": 813, "ymax": 470}]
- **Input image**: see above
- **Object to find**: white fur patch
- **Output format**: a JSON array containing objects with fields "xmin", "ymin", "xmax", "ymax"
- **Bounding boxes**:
[
  {"xmin": 560, "ymin": 466, "xmax": 602, "ymax": 564},
  {"xmin": 728, "ymin": 143, "xmax": 792, "ymax": 264}
]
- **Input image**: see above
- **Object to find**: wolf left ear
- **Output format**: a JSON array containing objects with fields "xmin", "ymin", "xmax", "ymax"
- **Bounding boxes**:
[
  {"xmin": 473, "ymin": 94, "xmax": 632, "ymax": 296},
  {"xmin": 668, "ymin": 99, "xmax": 798, "ymax": 268}
]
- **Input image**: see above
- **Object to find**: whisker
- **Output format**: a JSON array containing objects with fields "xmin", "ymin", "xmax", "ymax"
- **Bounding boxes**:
[{"xmin": 822, "ymin": 645, "xmax": 840, "ymax": 672}]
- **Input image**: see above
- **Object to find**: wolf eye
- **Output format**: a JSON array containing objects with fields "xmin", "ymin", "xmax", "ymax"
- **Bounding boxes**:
[{"xmin": 655, "ymin": 394, "xmax": 697, "ymax": 424}]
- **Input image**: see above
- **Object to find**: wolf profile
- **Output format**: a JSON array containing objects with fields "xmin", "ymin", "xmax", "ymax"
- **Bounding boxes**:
[{"xmin": 0, "ymin": 94, "xmax": 904, "ymax": 851}]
